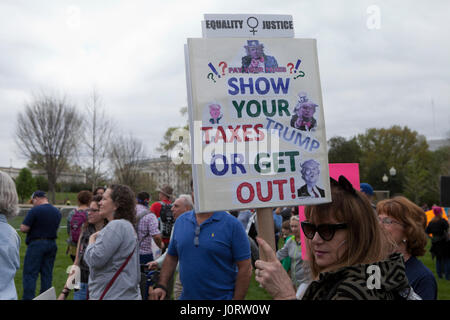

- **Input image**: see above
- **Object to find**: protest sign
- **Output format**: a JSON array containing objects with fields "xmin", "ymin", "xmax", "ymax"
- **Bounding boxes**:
[
  {"xmin": 202, "ymin": 14, "xmax": 294, "ymax": 38},
  {"xmin": 300, "ymin": 163, "xmax": 360, "ymax": 260},
  {"xmin": 185, "ymin": 37, "xmax": 331, "ymax": 214}
]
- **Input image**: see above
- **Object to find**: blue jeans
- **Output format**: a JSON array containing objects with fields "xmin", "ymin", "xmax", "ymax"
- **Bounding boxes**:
[
  {"xmin": 22, "ymin": 239, "xmax": 57, "ymax": 300},
  {"xmin": 73, "ymin": 282, "xmax": 88, "ymax": 300}
]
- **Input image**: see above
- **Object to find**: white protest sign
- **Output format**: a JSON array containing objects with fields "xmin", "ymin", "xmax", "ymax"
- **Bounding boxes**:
[
  {"xmin": 202, "ymin": 14, "xmax": 294, "ymax": 38},
  {"xmin": 185, "ymin": 37, "xmax": 331, "ymax": 213}
]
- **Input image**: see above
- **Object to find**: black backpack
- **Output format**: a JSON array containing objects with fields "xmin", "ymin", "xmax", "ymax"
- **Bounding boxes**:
[{"xmin": 159, "ymin": 202, "xmax": 174, "ymax": 239}]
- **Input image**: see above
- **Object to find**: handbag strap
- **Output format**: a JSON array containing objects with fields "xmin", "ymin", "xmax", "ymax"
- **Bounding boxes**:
[{"xmin": 99, "ymin": 247, "xmax": 136, "ymax": 300}]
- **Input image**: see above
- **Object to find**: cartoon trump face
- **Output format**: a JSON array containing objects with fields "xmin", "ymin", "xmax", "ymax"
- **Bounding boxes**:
[
  {"xmin": 291, "ymin": 92, "xmax": 319, "ymax": 131},
  {"xmin": 301, "ymin": 159, "xmax": 320, "ymax": 186},
  {"xmin": 208, "ymin": 103, "xmax": 223, "ymax": 124}
]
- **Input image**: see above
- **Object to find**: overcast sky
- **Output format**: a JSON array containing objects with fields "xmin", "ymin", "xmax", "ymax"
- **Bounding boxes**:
[{"xmin": 1, "ymin": 0, "xmax": 449, "ymax": 169}]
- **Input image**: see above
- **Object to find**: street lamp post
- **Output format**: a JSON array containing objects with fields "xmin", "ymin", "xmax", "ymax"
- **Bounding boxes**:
[
  {"xmin": 389, "ymin": 167, "xmax": 396, "ymax": 177},
  {"xmin": 382, "ymin": 166, "xmax": 397, "ymax": 198}
]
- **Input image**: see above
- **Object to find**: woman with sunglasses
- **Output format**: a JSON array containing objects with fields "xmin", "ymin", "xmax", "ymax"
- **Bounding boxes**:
[
  {"xmin": 377, "ymin": 197, "xmax": 437, "ymax": 299},
  {"xmin": 58, "ymin": 195, "xmax": 108, "ymax": 300},
  {"xmin": 255, "ymin": 176, "xmax": 419, "ymax": 300}
]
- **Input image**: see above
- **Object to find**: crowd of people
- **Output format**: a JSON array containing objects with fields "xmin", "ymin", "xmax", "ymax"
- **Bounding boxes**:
[{"xmin": 0, "ymin": 169, "xmax": 449, "ymax": 300}]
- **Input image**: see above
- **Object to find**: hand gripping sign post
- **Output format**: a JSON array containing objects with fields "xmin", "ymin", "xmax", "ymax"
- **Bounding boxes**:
[{"xmin": 185, "ymin": 14, "xmax": 331, "ymax": 259}]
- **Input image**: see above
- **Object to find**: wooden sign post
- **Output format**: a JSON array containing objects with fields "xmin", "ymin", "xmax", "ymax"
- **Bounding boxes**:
[{"xmin": 256, "ymin": 207, "xmax": 276, "ymax": 261}]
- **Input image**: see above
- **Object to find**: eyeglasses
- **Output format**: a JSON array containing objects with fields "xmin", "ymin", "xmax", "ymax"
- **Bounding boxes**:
[
  {"xmin": 87, "ymin": 209, "xmax": 100, "ymax": 213},
  {"xmin": 378, "ymin": 217, "xmax": 404, "ymax": 227},
  {"xmin": 301, "ymin": 222, "xmax": 348, "ymax": 241},
  {"xmin": 194, "ymin": 225, "xmax": 200, "ymax": 247}
]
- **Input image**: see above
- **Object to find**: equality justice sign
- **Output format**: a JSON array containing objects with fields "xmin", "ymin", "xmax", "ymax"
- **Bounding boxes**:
[{"xmin": 185, "ymin": 37, "xmax": 331, "ymax": 213}]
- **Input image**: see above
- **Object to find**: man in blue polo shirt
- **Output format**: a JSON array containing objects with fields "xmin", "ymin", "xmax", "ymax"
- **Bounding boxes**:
[
  {"xmin": 20, "ymin": 191, "xmax": 61, "ymax": 300},
  {"xmin": 150, "ymin": 210, "xmax": 252, "ymax": 300}
]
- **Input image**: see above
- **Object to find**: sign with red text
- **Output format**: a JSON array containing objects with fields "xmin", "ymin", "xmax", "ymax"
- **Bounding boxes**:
[{"xmin": 185, "ymin": 37, "xmax": 330, "ymax": 213}]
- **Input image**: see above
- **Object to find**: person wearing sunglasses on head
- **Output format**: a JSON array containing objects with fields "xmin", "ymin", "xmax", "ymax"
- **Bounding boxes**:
[
  {"xmin": 376, "ymin": 197, "xmax": 437, "ymax": 300},
  {"xmin": 58, "ymin": 195, "xmax": 108, "ymax": 300},
  {"xmin": 255, "ymin": 175, "xmax": 421, "ymax": 300}
]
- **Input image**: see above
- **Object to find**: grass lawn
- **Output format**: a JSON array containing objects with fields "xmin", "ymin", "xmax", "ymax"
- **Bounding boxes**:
[
  {"xmin": 54, "ymin": 192, "xmax": 78, "ymax": 205},
  {"xmin": 7, "ymin": 215, "xmax": 450, "ymax": 300},
  {"xmin": 19, "ymin": 192, "xmax": 79, "ymax": 206}
]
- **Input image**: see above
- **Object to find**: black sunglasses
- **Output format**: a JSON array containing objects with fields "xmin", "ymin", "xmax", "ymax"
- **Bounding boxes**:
[{"xmin": 301, "ymin": 221, "xmax": 348, "ymax": 241}]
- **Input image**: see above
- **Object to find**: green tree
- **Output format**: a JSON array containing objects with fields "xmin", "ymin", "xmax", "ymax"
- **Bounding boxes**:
[
  {"xmin": 327, "ymin": 136, "xmax": 362, "ymax": 164},
  {"xmin": 420, "ymin": 144, "xmax": 450, "ymax": 205},
  {"xmin": 403, "ymin": 156, "xmax": 431, "ymax": 204},
  {"xmin": 357, "ymin": 126, "xmax": 429, "ymax": 198},
  {"xmin": 35, "ymin": 175, "xmax": 49, "ymax": 192},
  {"xmin": 15, "ymin": 168, "xmax": 36, "ymax": 203}
]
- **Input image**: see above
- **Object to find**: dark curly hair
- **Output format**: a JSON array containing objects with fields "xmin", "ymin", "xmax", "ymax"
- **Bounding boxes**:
[
  {"xmin": 376, "ymin": 196, "xmax": 428, "ymax": 257},
  {"xmin": 109, "ymin": 184, "xmax": 136, "ymax": 225},
  {"xmin": 77, "ymin": 190, "xmax": 93, "ymax": 206}
]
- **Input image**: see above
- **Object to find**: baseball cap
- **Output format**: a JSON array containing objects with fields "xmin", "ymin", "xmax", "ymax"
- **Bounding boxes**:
[
  {"xmin": 360, "ymin": 183, "xmax": 374, "ymax": 196},
  {"xmin": 31, "ymin": 190, "xmax": 46, "ymax": 199}
]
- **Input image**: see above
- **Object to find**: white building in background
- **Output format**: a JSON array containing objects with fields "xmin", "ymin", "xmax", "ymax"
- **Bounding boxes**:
[
  {"xmin": 427, "ymin": 138, "xmax": 449, "ymax": 151},
  {"xmin": 0, "ymin": 167, "xmax": 86, "ymax": 184},
  {"xmin": 139, "ymin": 155, "xmax": 191, "ymax": 196}
]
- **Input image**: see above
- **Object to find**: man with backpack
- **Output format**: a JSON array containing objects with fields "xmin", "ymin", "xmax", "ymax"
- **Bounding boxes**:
[
  {"xmin": 66, "ymin": 191, "xmax": 92, "ymax": 262},
  {"xmin": 150, "ymin": 185, "xmax": 174, "ymax": 248}
]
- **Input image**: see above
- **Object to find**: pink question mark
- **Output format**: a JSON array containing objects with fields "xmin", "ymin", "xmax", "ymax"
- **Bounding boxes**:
[
  {"xmin": 219, "ymin": 61, "xmax": 228, "ymax": 76},
  {"xmin": 287, "ymin": 63, "xmax": 294, "ymax": 74}
]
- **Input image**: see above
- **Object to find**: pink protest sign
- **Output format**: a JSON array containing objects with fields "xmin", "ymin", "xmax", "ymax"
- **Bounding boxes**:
[{"xmin": 300, "ymin": 163, "xmax": 360, "ymax": 260}]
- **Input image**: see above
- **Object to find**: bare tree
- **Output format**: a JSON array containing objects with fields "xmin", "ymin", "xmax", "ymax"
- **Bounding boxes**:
[
  {"xmin": 83, "ymin": 89, "xmax": 113, "ymax": 191},
  {"xmin": 109, "ymin": 133, "xmax": 148, "ymax": 191},
  {"xmin": 15, "ymin": 93, "xmax": 83, "ymax": 203}
]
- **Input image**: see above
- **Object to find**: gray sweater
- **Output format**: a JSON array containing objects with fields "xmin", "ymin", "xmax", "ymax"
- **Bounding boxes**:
[
  {"xmin": 276, "ymin": 236, "xmax": 312, "ymax": 288},
  {"xmin": 84, "ymin": 219, "xmax": 141, "ymax": 300}
]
